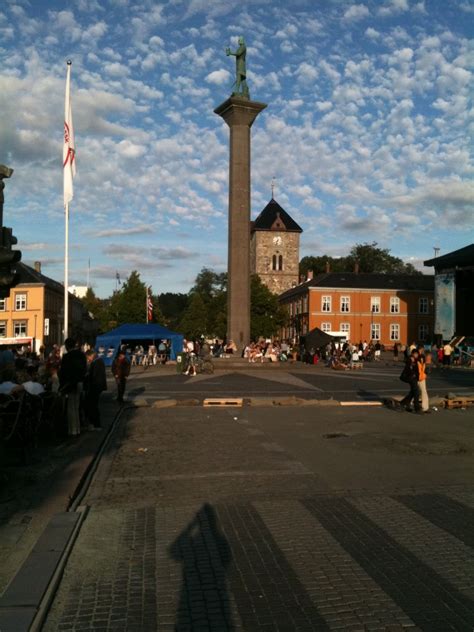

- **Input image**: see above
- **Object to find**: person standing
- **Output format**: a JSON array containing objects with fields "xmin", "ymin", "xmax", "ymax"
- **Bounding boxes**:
[
  {"xmin": 59, "ymin": 338, "xmax": 87, "ymax": 436},
  {"xmin": 84, "ymin": 349, "xmax": 107, "ymax": 429},
  {"xmin": 442, "ymin": 342, "xmax": 453, "ymax": 368},
  {"xmin": 112, "ymin": 349, "xmax": 130, "ymax": 404},
  {"xmin": 399, "ymin": 349, "xmax": 422, "ymax": 414}
]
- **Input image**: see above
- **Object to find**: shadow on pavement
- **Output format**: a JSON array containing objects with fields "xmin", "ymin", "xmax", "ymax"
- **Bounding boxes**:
[{"xmin": 170, "ymin": 503, "xmax": 234, "ymax": 631}]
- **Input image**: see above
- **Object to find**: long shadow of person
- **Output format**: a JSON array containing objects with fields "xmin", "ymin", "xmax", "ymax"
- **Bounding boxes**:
[{"xmin": 169, "ymin": 503, "xmax": 234, "ymax": 631}]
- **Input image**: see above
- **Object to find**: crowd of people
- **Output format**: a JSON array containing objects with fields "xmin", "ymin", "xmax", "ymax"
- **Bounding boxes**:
[{"xmin": 0, "ymin": 338, "xmax": 130, "ymax": 438}]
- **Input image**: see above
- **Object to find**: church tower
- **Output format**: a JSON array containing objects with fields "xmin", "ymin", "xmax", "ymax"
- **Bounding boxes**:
[{"xmin": 250, "ymin": 198, "xmax": 303, "ymax": 295}]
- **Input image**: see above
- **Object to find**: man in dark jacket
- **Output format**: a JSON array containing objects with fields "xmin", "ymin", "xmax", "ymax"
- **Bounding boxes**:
[
  {"xmin": 59, "ymin": 338, "xmax": 87, "ymax": 435},
  {"xmin": 111, "ymin": 349, "xmax": 130, "ymax": 404},
  {"xmin": 84, "ymin": 349, "xmax": 107, "ymax": 429},
  {"xmin": 400, "ymin": 349, "xmax": 422, "ymax": 413}
]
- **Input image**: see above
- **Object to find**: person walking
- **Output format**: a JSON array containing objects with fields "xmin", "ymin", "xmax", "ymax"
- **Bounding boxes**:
[
  {"xmin": 59, "ymin": 338, "xmax": 87, "ymax": 436},
  {"xmin": 84, "ymin": 349, "xmax": 107, "ymax": 429},
  {"xmin": 417, "ymin": 349, "xmax": 430, "ymax": 413},
  {"xmin": 112, "ymin": 349, "xmax": 130, "ymax": 404},
  {"xmin": 399, "ymin": 349, "xmax": 422, "ymax": 414}
]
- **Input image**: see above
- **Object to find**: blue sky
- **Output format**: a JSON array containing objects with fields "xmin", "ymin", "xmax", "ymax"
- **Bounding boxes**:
[{"xmin": 1, "ymin": 0, "xmax": 473, "ymax": 297}]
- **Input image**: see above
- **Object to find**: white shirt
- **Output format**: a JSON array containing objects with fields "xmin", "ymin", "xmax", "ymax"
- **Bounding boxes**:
[
  {"xmin": 0, "ymin": 381, "xmax": 18, "ymax": 395},
  {"xmin": 23, "ymin": 381, "xmax": 45, "ymax": 396}
]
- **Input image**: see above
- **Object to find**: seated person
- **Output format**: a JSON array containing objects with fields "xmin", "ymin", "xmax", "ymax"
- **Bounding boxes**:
[
  {"xmin": 0, "ymin": 368, "xmax": 24, "ymax": 396},
  {"xmin": 225, "ymin": 340, "xmax": 237, "ymax": 354},
  {"xmin": 22, "ymin": 365, "xmax": 45, "ymax": 396}
]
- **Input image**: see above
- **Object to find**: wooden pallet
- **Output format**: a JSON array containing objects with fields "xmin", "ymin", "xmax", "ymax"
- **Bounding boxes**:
[
  {"xmin": 444, "ymin": 397, "xmax": 474, "ymax": 409},
  {"xmin": 203, "ymin": 398, "xmax": 243, "ymax": 407}
]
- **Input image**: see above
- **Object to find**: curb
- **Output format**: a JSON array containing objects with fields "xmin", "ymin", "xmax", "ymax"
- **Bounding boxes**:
[{"xmin": 142, "ymin": 397, "xmax": 386, "ymax": 408}]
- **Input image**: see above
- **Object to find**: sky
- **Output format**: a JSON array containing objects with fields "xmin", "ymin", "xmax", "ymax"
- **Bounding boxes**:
[{"xmin": 0, "ymin": 0, "xmax": 473, "ymax": 298}]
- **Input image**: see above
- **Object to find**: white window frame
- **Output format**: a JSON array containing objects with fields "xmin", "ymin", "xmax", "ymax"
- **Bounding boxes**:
[
  {"xmin": 419, "ymin": 297, "xmax": 429, "ymax": 314},
  {"xmin": 15, "ymin": 293, "xmax": 27, "ymax": 311},
  {"xmin": 0, "ymin": 320, "xmax": 6, "ymax": 337},
  {"xmin": 0, "ymin": 298, "xmax": 6, "ymax": 311},
  {"xmin": 390, "ymin": 297, "xmax": 400, "ymax": 313},
  {"xmin": 321, "ymin": 322, "xmax": 331, "ymax": 333},
  {"xmin": 390, "ymin": 323, "xmax": 400, "ymax": 341},
  {"xmin": 371, "ymin": 296, "xmax": 381, "ymax": 313},
  {"xmin": 321, "ymin": 296, "xmax": 331, "ymax": 312},
  {"xmin": 418, "ymin": 324, "xmax": 429, "ymax": 341},
  {"xmin": 13, "ymin": 320, "xmax": 27, "ymax": 337},
  {"xmin": 340, "ymin": 323, "xmax": 350, "ymax": 337},
  {"xmin": 340, "ymin": 296, "xmax": 350, "ymax": 313},
  {"xmin": 371, "ymin": 323, "xmax": 381, "ymax": 341}
]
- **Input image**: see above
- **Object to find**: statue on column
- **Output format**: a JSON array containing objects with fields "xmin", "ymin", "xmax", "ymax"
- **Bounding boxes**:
[
  {"xmin": 226, "ymin": 36, "xmax": 250, "ymax": 99},
  {"xmin": 0, "ymin": 165, "xmax": 14, "ymax": 227}
]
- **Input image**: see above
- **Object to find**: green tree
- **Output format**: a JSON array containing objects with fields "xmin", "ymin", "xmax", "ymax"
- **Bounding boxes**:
[
  {"xmin": 158, "ymin": 293, "xmax": 189, "ymax": 330},
  {"xmin": 299, "ymin": 255, "xmax": 346, "ymax": 276},
  {"xmin": 300, "ymin": 243, "xmax": 422, "ymax": 276},
  {"xmin": 149, "ymin": 290, "xmax": 165, "ymax": 325},
  {"xmin": 250, "ymin": 275, "xmax": 288, "ymax": 340},
  {"xmin": 346, "ymin": 242, "xmax": 422, "ymax": 275},
  {"xmin": 189, "ymin": 268, "xmax": 228, "ymax": 337},
  {"xmin": 179, "ymin": 293, "xmax": 208, "ymax": 339},
  {"xmin": 114, "ymin": 270, "xmax": 148, "ymax": 325},
  {"xmin": 80, "ymin": 288, "xmax": 110, "ymax": 332}
]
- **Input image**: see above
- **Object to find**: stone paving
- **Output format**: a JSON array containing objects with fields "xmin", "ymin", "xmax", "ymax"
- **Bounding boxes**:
[{"xmin": 44, "ymin": 405, "xmax": 474, "ymax": 631}]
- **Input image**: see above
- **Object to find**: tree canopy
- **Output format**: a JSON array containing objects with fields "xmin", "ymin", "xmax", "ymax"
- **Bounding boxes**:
[{"xmin": 300, "ymin": 242, "xmax": 422, "ymax": 277}]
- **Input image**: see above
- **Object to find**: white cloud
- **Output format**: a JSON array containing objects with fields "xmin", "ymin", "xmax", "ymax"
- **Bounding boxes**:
[
  {"xmin": 205, "ymin": 69, "xmax": 231, "ymax": 85},
  {"xmin": 343, "ymin": 4, "xmax": 370, "ymax": 21}
]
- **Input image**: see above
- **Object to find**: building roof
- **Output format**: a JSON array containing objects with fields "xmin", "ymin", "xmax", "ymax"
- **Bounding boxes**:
[
  {"xmin": 424, "ymin": 243, "xmax": 474, "ymax": 269},
  {"xmin": 279, "ymin": 272, "xmax": 434, "ymax": 300},
  {"xmin": 251, "ymin": 198, "xmax": 303, "ymax": 233},
  {"xmin": 15, "ymin": 262, "xmax": 71, "ymax": 296}
]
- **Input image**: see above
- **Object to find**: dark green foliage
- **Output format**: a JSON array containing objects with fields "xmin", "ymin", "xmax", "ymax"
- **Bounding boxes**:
[
  {"xmin": 300, "ymin": 243, "xmax": 422, "ymax": 277},
  {"xmin": 112, "ymin": 270, "xmax": 148, "ymax": 325},
  {"xmin": 179, "ymin": 293, "xmax": 208, "ymax": 339},
  {"xmin": 250, "ymin": 275, "xmax": 288, "ymax": 340},
  {"xmin": 158, "ymin": 292, "xmax": 189, "ymax": 330}
]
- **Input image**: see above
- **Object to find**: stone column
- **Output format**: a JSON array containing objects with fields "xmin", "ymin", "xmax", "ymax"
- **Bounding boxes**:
[{"xmin": 214, "ymin": 96, "xmax": 267, "ymax": 348}]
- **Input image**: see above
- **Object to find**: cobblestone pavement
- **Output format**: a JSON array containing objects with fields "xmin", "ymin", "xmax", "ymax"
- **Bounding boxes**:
[{"xmin": 44, "ymin": 406, "xmax": 474, "ymax": 631}]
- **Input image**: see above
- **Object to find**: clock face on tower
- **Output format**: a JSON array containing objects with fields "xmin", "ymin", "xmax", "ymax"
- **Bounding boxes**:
[{"xmin": 272, "ymin": 236, "xmax": 282, "ymax": 246}]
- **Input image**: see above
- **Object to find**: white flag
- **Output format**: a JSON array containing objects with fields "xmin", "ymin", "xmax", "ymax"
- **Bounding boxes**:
[{"xmin": 63, "ymin": 61, "xmax": 76, "ymax": 208}]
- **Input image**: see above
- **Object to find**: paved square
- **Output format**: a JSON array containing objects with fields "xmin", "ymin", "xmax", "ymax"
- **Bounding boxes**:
[{"xmin": 44, "ymin": 405, "xmax": 474, "ymax": 631}]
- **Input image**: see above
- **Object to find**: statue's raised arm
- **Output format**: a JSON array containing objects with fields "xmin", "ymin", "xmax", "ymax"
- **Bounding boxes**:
[{"xmin": 226, "ymin": 36, "xmax": 250, "ymax": 99}]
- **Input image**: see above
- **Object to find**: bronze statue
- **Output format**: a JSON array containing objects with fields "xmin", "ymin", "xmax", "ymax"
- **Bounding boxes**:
[
  {"xmin": 0, "ymin": 164, "xmax": 14, "ymax": 226},
  {"xmin": 226, "ymin": 36, "xmax": 249, "ymax": 99}
]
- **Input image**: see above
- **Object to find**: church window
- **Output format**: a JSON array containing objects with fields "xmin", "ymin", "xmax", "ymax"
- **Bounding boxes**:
[{"xmin": 272, "ymin": 254, "xmax": 283, "ymax": 271}]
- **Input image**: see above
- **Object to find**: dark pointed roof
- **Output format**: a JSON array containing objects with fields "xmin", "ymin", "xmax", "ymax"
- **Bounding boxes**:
[{"xmin": 252, "ymin": 198, "xmax": 303, "ymax": 233}]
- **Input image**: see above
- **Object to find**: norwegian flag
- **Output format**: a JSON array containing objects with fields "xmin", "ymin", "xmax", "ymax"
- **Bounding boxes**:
[
  {"xmin": 63, "ymin": 61, "xmax": 76, "ymax": 207},
  {"xmin": 147, "ymin": 287, "xmax": 153, "ymax": 323}
]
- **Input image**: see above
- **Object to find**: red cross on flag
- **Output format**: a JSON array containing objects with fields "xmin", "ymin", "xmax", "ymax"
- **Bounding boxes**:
[
  {"xmin": 63, "ymin": 61, "xmax": 76, "ymax": 208},
  {"xmin": 147, "ymin": 287, "xmax": 153, "ymax": 323}
]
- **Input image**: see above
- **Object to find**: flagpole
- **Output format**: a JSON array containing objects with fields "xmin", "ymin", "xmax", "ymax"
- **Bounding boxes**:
[
  {"xmin": 63, "ymin": 59, "xmax": 75, "ymax": 342},
  {"xmin": 64, "ymin": 202, "xmax": 69, "ymax": 339}
]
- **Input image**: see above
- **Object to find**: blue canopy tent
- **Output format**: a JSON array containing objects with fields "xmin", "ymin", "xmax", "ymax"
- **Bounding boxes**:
[{"xmin": 95, "ymin": 323, "xmax": 183, "ymax": 366}]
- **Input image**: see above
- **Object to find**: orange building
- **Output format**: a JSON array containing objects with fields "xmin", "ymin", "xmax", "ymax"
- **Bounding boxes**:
[
  {"xmin": 0, "ymin": 262, "xmax": 97, "ymax": 352},
  {"xmin": 279, "ymin": 272, "xmax": 435, "ymax": 347}
]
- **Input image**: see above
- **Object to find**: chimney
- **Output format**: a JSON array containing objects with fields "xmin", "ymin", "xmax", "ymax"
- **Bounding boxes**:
[
  {"xmin": 354, "ymin": 261, "xmax": 359, "ymax": 274},
  {"xmin": 307, "ymin": 269, "xmax": 314, "ymax": 281},
  {"xmin": 34, "ymin": 261, "xmax": 41, "ymax": 273},
  {"xmin": 325, "ymin": 261, "xmax": 331, "ymax": 274}
]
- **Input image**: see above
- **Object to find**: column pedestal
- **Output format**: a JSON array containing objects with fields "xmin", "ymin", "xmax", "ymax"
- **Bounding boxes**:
[{"xmin": 214, "ymin": 96, "xmax": 267, "ymax": 348}]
